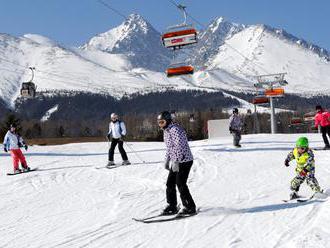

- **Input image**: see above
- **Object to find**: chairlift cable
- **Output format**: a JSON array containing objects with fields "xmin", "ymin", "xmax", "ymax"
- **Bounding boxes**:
[
  {"xmin": 96, "ymin": 0, "xmax": 127, "ymax": 20},
  {"xmin": 165, "ymin": 0, "xmax": 270, "ymax": 75}
]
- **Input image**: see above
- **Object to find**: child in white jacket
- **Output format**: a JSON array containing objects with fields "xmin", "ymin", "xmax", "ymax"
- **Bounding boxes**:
[{"xmin": 3, "ymin": 124, "xmax": 30, "ymax": 173}]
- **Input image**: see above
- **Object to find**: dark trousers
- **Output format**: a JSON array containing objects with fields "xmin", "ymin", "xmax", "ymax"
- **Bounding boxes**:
[
  {"xmin": 166, "ymin": 161, "xmax": 196, "ymax": 210},
  {"xmin": 108, "ymin": 138, "xmax": 128, "ymax": 161},
  {"xmin": 321, "ymin": 126, "xmax": 330, "ymax": 146}
]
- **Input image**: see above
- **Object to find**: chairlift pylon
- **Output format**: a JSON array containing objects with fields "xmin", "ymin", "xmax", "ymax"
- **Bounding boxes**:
[{"xmin": 20, "ymin": 67, "xmax": 37, "ymax": 98}]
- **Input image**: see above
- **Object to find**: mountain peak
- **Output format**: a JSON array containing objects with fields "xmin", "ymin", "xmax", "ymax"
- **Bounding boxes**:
[{"xmin": 82, "ymin": 13, "xmax": 171, "ymax": 71}]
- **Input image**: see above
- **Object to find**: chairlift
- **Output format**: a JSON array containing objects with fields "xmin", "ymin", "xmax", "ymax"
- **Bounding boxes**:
[
  {"xmin": 252, "ymin": 96, "xmax": 269, "ymax": 105},
  {"xmin": 20, "ymin": 67, "xmax": 37, "ymax": 98},
  {"xmin": 166, "ymin": 62, "xmax": 194, "ymax": 77},
  {"xmin": 290, "ymin": 117, "xmax": 303, "ymax": 126},
  {"xmin": 161, "ymin": 4, "xmax": 197, "ymax": 49}
]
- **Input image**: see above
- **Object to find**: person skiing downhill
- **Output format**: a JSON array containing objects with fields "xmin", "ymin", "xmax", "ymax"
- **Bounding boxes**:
[
  {"xmin": 158, "ymin": 111, "xmax": 196, "ymax": 216},
  {"xmin": 314, "ymin": 105, "xmax": 330, "ymax": 149},
  {"xmin": 107, "ymin": 113, "xmax": 130, "ymax": 166},
  {"xmin": 285, "ymin": 137, "xmax": 322, "ymax": 200},
  {"xmin": 3, "ymin": 124, "xmax": 30, "ymax": 174},
  {"xmin": 229, "ymin": 108, "xmax": 243, "ymax": 147}
]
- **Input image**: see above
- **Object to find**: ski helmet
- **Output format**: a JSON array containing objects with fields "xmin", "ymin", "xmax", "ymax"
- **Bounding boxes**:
[
  {"xmin": 315, "ymin": 105, "xmax": 322, "ymax": 111},
  {"xmin": 296, "ymin": 137, "xmax": 309, "ymax": 148},
  {"xmin": 233, "ymin": 108, "xmax": 239, "ymax": 114},
  {"xmin": 157, "ymin": 111, "xmax": 172, "ymax": 122},
  {"xmin": 111, "ymin": 113, "xmax": 118, "ymax": 119},
  {"xmin": 10, "ymin": 123, "xmax": 17, "ymax": 129}
]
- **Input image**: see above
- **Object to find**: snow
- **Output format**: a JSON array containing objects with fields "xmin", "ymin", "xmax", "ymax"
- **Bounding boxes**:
[
  {"xmin": 1, "ymin": 133, "xmax": 330, "ymax": 247},
  {"xmin": 40, "ymin": 104, "xmax": 59, "ymax": 122},
  {"xmin": 1, "ymin": 15, "xmax": 330, "ymax": 107}
]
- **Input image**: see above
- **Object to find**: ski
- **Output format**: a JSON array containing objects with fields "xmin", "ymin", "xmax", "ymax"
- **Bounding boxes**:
[
  {"xmin": 7, "ymin": 168, "xmax": 38, "ymax": 176},
  {"xmin": 282, "ymin": 195, "xmax": 303, "ymax": 202},
  {"xmin": 134, "ymin": 212, "xmax": 198, "ymax": 224},
  {"xmin": 132, "ymin": 214, "xmax": 166, "ymax": 222},
  {"xmin": 297, "ymin": 191, "xmax": 327, "ymax": 202}
]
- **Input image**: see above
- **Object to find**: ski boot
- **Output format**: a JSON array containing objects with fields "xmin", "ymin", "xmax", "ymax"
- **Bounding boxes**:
[
  {"xmin": 22, "ymin": 166, "xmax": 31, "ymax": 172},
  {"xmin": 106, "ymin": 161, "xmax": 115, "ymax": 167},
  {"xmin": 177, "ymin": 207, "xmax": 197, "ymax": 217},
  {"xmin": 290, "ymin": 191, "xmax": 299, "ymax": 200},
  {"xmin": 13, "ymin": 168, "xmax": 22, "ymax": 174},
  {"xmin": 122, "ymin": 160, "xmax": 131, "ymax": 165},
  {"xmin": 161, "ymin": 205, "xmax": 179, "ymax": 216}
]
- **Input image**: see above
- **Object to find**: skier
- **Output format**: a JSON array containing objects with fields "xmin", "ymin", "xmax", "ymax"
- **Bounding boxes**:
[
  {"xmin": 107, "ymin": 113, "xmax": 130, "ymax": 166},
  {"xmin": 3, "ymin": 123, "xmax": 30, "ymax": 174},
  {"xmin": 284, "ymin": 137, "xmax": 322, "ymax": 200},
  {"xmin": 158, "ymin": 111, "xmax": 196, "ymax": 216},
  {"xmin": 314, "ymin": 105, "xmax": 330, "ymax": 149},
  {"xmin": 229, "ymin": 108, "xmax": 243, "ymax": 147}
]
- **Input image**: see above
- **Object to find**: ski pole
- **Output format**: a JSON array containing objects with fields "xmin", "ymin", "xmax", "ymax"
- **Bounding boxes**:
[{"xmin": 125, "ymin": 142, "xmax": 146, "ymax": 164}]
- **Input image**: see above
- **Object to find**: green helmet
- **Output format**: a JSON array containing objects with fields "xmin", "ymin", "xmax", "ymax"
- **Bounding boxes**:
[{"xmin": 296, "ymin": 137, "xmax": 309, "ymax": 148}]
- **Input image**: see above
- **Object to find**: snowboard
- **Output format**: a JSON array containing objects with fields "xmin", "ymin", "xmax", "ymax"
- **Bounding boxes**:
[{"xmin": 7, "ymin": 168, "xmax": 38, "ymax": 176}]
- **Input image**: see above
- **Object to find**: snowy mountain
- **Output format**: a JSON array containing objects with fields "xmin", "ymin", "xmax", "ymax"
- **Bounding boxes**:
[
  {"xmin": 1, "ymin": 133, "xmax": 330, "ymax": 247},
  {"xmin": 0, "ymin": 14, "xmax": 330, "ymax": 108},
  {"xmin": 191, "ymin": 19, "xmax": 330, "ymax": 94},
  {"xmin": 82, "ymin": 14, "xmax": 171, "ymax": 72}
]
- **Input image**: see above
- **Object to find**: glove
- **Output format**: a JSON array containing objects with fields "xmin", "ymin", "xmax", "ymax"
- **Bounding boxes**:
[
  {"xmin": 299, "ymin": 169, "xmax": 308, "ymax": 177},
  {"xmin": 120, "ymin": 134, "xmax": 125, "ymax": 141},
  {"xmin": 164, "ymin": 159, "xmax": 170, "ymax": 170},
  {"xmin": 284, "ymin": 159, "xmax": 290, "ymax": 167},
  {"xmin": 106, "ymin": 134, "xmax": 111, "ymax": 141},
  {"xmin": 229, "ymin": 127, "xmax": 233, "ymax": 133},
  {"xmin": 170, "ymin": 161, "xmax": 180, "ymax": 172},
  {"xmin": 4, "ymin": 147, "xmax": 8, "ymax": 153},
  {"xmin": 24, "ymin": 145, "xmax": 28, "ymax": 151}
]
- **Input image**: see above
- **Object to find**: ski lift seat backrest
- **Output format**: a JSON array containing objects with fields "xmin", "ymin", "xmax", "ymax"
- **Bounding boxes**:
[{"xmin": 162, "ymin": 24, "xmax": 197, "ymax": 49}]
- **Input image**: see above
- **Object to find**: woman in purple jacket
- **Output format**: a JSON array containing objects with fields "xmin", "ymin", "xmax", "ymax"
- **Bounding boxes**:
[{"xmin": 157, "ymin": 111, "xmax": 196, "ymax": 216}]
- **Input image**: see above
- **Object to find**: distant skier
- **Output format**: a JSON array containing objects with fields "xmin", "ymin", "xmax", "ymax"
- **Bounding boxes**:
[
  {"xmin": 314, "ymin": 105, "xmax": 330, "ymax": 149},
  {"xmin": 107, "ymin": 113, "xmax": 130, "ymax": 166},
  {"xmin": 158, "ymin": 111, "xmax": 196, "ymax": 216},
  {"xmin": 284, "ymin": 137, "xmax": 322, "ymax": 200},
  {"xmin": 229, "ymin": 108, "xmax": 243, "ymax": 147},
  {"xmin": 3, "ymin": 123, "xmax": 30, "ymax": 174}
]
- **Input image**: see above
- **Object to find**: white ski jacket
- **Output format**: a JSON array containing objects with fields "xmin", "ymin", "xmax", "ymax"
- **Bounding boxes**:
[
  {"xmin": 3, "ymin": 131, "xmax": 25, "ymax": 150},
  {"xmin": 108, "ymin": 121, "xmax": 127, "ymax": 139}
]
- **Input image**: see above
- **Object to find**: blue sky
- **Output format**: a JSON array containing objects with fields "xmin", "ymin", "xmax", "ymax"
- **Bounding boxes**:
[{"xmin": 0, "ymin": 0, "xmax": 329, "ymax": 50}]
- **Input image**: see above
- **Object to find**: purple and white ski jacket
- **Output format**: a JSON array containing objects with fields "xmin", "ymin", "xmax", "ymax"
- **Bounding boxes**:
[{"xmin": 163, "ymin": 123, "xmax": 193, "ymax": 163}]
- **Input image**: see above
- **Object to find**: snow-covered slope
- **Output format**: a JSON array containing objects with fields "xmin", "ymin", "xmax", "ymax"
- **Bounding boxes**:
[
  {"xmin": 1, "ymin": 14, "xmax": 330, "ymax": 107},
  {"xmin": 0, "ymin": 32, "xmax": 199, "ymax": 107},
  {"xmin": 194, "ymin": 20, "xmax": 330, "ymax": 94},
  {"xmin": 1, "ymin": 134, "xmax": 330, "ymax": 247}
]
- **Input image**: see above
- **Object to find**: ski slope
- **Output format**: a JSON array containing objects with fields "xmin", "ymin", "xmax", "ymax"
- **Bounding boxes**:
[{"xmin": 1, "ymin": 133, "xmax": 330, "ymax": 248}]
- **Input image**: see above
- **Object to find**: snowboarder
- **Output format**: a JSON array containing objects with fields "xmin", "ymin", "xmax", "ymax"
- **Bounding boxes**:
[
  {"xmin": 229, "ymin": 108, "xmax": 243, "ymax": 147},
  {"xmin": 314, "ymin": 105, "xmax": 330, "ymax": 149},
  {"xmin": 107, "ymin": 113, "xmax": 130, "ymax": 166},
  {"xmin": 158, "ymin": 111, "xmax": 196, "ymax": 216},
  {"xmin": 284, "ymin": 137, "xmax": 322, "ymax": 200},
  {"xmin": 3, "ymin": 123, "xmax": 30, "ymax": 174}
]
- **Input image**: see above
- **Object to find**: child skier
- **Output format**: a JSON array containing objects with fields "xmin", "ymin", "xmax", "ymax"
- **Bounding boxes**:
[
  {"xmin": 285, "ymin": 137, "xmax": 322, "ymax": 200},
  {"xmin": 3, "ymin": 124, "xmax": 30, "ymax": 174},
  {"xmin": 107, "ymin": 113, "xmax": 130, "ymax": 166}
]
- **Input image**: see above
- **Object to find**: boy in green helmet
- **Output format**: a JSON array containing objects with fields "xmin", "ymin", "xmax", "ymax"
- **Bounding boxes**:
[{"xmin": 284, "ymin": 137, "xmax": 322, "ymax": 200}]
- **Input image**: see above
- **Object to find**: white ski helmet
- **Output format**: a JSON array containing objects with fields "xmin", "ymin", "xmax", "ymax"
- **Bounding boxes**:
[{"xmin": 111, "ymin": 113, "xmax": 118, "ymax": 119}]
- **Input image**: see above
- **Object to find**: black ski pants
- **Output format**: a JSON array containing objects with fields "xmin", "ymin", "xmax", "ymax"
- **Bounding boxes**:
[
  {"xmin": 166, "ymin": 161, "xmax": 196, "ymax": 210},
  {"xmin": 108, "ymin": 138, "xmax": 128, "ymax": 161},
  {"xmin": 321, "ymin": 126, "xmax": 330, "ymax": 146}
]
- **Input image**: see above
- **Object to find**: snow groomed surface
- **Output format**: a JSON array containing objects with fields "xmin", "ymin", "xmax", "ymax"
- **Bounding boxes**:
[{"xmin": 1, "ymin": 133, "xmax": 330, "ymax": 247}]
